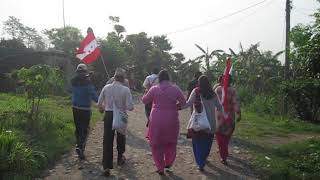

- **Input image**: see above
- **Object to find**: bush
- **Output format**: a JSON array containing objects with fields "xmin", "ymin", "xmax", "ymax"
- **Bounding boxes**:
[
  {"xmin": 247, "ymin": 95, "xmax": 281, "ymax": 115},
  {"xmin": 0, "ymin": 93, "xmax": 83, "ymax": 179},
  {"xmin": 16, "ymin": 65, "xmax": 64, "ymax": 132},
  {"xmin": 0, "ymin": 131, "xmax": 46, "ymax": 179},
  {"xmin": 237, "ymin": 86, "xmax": 254, "ymax": 105},
  {"xmin": 283, "ymin": 79, "xmax": 320, "ymax": 122},
  {"xmin": 236, "ymin": 84, "xmax": 285, "ymax": 116}
]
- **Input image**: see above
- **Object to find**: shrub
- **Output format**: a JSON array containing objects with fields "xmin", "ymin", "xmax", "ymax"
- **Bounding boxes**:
[
  {"xmin": 237, "ymin": 86, "xmax": 254, "ymax": 105},
  {"xmin": 0, "ymin": 131, "xmax": 46, "ymax": 179},
  {"xmin": 16, "ymin": 65, "xmax": 64, "ymax": 132},
  {"xmin": 247, "ymin": 95, "xmax": 280, "ymax": 115}
]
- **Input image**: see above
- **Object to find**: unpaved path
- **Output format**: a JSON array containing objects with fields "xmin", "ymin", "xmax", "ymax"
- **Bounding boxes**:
[{"xmin": 44, "ymin": 103, "xmax": 259, "ymax": 180}]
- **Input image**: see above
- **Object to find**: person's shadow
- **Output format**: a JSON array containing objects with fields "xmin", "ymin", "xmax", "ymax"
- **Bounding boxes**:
[
  {"xmin": 205, "ymin": 161, "xmax": 248, "ymax": 180},
  {"xmin": 78, "ymin": 158, "xmax": 140, "ymax": 180},
  {"xmin": 157, "ymin": 171, "xmax": 184, "ymax": 180}
]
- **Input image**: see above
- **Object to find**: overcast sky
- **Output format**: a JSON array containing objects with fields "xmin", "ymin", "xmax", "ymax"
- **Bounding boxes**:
[{"xmin": 0, "ymin": 0, "xmax": 319, "ymax": 62}]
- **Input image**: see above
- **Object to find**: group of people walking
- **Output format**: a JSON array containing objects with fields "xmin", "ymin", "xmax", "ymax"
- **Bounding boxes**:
[{"xmin": 71, "ymin": 63, "xmax": 241, "ymax": 177}]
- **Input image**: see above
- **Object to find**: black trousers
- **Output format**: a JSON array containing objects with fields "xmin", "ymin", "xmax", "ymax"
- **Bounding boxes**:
[
  {"xmin": 103, "ymin": 111, "xmax": 126, "ymax": 169},
  {"xmin": 144, "ymin": 103, "xmax": 152, "ymax": 126},
  {"xmin": 72, "ymin": 107, "xmax": 91, "ymax": 150}
]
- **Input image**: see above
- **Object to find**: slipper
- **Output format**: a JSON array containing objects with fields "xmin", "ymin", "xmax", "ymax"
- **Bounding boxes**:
[
  {"xmin": 103, "ymin": 169, "xmax": 110, "ymax": 177},
  {"xmin": 221, "ymin": 159, "xmax": 228, "ymax": 165},
  {"xmin": 156, "ymin": 170, "xmax": 165, "ymax": 176},
  {"xmin": 165, "ymin": 166, "xmax": 172, "ymax": 172}
]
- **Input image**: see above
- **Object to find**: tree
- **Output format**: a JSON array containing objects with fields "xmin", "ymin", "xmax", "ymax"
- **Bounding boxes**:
[
  {"xmin": 170, "ymin": 53, "xmax": 200, "ymax": 89},
  {"xmin": 194, "ymin": 44, "xmax": 223, "ymax": 79},
  {"xmin": 24, "ymin": 26, "xmax": 45, "ymax": 50},
  {"xmin": 16, "ymin": 65, "xmax": 63, "ymax": 131},
  {"xmin": 152, "ymin": 35, "xmax": 172, "ymax": 52},
  {"xmin": 44, "ymin": 26, "xmax": 83, "ymax": 55},
  {"xmin": 91, "ymin": 33, "xmax": 128, "ymax": 89},
  {"xmin": 125, "ymin": 32, "xmax": 152, "ymax": 80},
  {"xmin": 114, "ymin": 25, "xmax": 126, "ymax": 39},
  {"xmin": 2, "ymin": 16, "xmax": 25, "ymax": 40},
  {"xmin": 226, "ymin": 43, "xmax": 283, "ymax": 94},
  {"xmin": 108, "ymin": 16, "xmax": 126, "ymax": 40},
  {"xmin": 284, "ymin": 10, "xmax": 320, "ymax": 122},
  {"xmin": 0, "ymin": 39, "xmax": 27, "ymax": 58},
  {"xmin": 2, "ymin": 16, "xmax": 45, "ymax": 50}
]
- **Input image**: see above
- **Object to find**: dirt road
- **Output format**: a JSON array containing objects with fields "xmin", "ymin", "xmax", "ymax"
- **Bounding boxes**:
[{"xmin": 45, "ymin": 103, "xmax": 259, "ymax": 180}]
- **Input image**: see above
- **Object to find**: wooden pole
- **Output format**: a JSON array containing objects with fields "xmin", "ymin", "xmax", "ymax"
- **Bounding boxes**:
[
  {"xmin": 62, "ymin": 0, "xmax": 66, "ymax": 29},
  {"xmin": 100, "ymin": 55, "xmax": 110, "ymax": 79},
  {"xmin": 284, "ymin": 0, "xmax": 291, "ymax": 114}
]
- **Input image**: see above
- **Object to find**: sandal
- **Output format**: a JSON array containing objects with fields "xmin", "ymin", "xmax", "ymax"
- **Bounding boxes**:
[
  {"xmin": 165, "ymin": 165, "xmax": 172, "ymax": 172},
  {"xmin": 103, "ymin": 169, "xmax": 110, "ymax": 177},
  {"xmin": 156, "ymin": 170, "xmax": 165, "ymax": 176},
  {"xmin": 221, "ymin": 159, "xmax": 228, "ymax": 165}
]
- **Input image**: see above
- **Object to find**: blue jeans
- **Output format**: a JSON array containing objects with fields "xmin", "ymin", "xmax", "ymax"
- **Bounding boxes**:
[{"xmin": 192, "ymin": 136, "xmax": 213, "ymax": 168}]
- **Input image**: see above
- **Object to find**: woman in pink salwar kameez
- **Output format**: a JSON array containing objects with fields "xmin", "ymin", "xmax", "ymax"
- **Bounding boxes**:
[
  {"xmin": 142, "ymin": 70, "xmax": 186, "ymax": 175},
  {"xmin": 215, "ymin": 76, "xmax": 241, "ymax": 165}
]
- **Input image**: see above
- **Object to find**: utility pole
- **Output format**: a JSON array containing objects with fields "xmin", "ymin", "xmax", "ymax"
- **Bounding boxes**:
[
  {"xmin": 284, "ymin": 0, "xmax": 291, "ymax": 114},
  {"xmin": 62, "ymin": 0, "xmax": 66, "ymax": 29}
]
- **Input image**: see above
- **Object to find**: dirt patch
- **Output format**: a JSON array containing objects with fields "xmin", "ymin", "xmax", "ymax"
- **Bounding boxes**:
[{"xmin": 44, "ymin": 104, "xmax": 259, "ymax": 180}]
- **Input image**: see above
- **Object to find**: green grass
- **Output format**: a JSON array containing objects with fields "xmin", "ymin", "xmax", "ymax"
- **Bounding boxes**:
[
  {"xmin": 0, "ymin": 93, "xmax": 102, "ymax": 179},
  {"xmin": 234, "ymin": 110, "xmax": 320, "ymax": 179},
  {"xmin": 255, "ymin": 138, "xmax": 320, "ymax": 180},
  {"xmin": 235, "ymin": 111, "xmax": 320, "ymax": 140}
]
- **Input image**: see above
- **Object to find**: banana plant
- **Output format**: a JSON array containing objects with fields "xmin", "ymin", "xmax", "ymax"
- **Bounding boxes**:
[{"xmin": 194, "ymin": 44, "xmax": 224, "ymax": 78}]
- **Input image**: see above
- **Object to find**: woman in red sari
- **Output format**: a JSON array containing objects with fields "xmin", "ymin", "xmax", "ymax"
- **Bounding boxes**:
[{"xmin": 214, "ymin": 76, "xmax": 241, "ymax": 164}]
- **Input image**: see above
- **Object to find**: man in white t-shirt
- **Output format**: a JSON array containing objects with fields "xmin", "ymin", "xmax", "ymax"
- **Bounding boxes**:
[
  {"xmin": 98, "ymin": 68, "xmax": 134, "ymax": 177},
  {"xmin": 143, "ymin": 68, "xmax": 159, "ymax": 126}
]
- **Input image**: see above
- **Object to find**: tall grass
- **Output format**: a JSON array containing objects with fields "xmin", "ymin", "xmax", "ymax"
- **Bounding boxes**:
[
  {"xmin": 255, "ymin": 138, "xmax": 320, "ymax": 180},
  {"xmin": 0, "ymin": 93, "xmax": 101, "ymax": 179},
  {"xmin": 235, "ymin": 104, "xmax": 320, "ymax": 179},
  {"xmin": 0, "ymin": 131, "xmax": 46, "ymax": 179}
]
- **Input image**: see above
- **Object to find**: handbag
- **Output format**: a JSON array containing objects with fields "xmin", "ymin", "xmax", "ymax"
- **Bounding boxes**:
[
  {"xmin": 186, "ymin": 96, "xmax": 211, "ymax": 138},
  {"xmin": 112, "ymin": 102, "xmax": 128, "ymax": 135},
  {"xmin": 110, "ymin": 85, "xmax": 128, "ymax": 135}
]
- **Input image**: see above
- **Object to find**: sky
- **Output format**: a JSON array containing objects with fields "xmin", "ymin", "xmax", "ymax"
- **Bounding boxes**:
[{"xmin": 0, "ymin": 0, "xmax": 319, "ymax": 63}]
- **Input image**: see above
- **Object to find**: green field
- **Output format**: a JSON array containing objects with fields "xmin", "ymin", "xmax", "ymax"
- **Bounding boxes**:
[
  {"xmin": 235, "ymin": 111, "xmax": 320, "ymax": 179},
  {"xmin": 0, "ymin": 93, "xmax": 102, "ymax": 179}
]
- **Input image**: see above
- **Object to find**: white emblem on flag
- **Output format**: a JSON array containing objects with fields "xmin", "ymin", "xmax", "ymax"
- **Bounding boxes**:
[{"xmin": 76, "ymin": 39, "xmax": 98, "ymax": 60}]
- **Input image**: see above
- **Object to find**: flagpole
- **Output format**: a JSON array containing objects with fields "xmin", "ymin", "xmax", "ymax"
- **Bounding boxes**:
[{"xmin": 100, "ymin": 55, "xmax": 110, "ymax": 79}]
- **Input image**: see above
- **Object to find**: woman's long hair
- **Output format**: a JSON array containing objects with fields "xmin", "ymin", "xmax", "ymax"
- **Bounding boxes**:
[
  {"xmin": 198, "ymin": 75, "xmax": 215, "ymax": 100},
  {"xmin": 158, "ymin": 70, "xmax": 170, "ymax": 83}
]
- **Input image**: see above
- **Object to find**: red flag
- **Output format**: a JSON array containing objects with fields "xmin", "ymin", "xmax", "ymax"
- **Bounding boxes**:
[
  {"xmin": 222, "ymin": 57, "xmax": 231, "ymax": 112},
  {"xmin": 76, "ymin": 28, "xmax": 101, "ymax": 64}
]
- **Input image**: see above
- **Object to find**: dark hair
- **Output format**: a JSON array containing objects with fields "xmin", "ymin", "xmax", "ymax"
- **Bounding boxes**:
[
  {"xmin": 114, "ymin": 75, "xmax": 124, "ymax": 83},
  {"xmin": 221, "ymin": 75, "xmax": 232, "ymax": 86},
  {"xmin": 158, "ymin": 70, "xmax": 170, "ymax": 82},
  {"xmin": 198, "ymin": 75, "xmax": 215, "ymax": 100},
  {"xmin": 194, "ymin": 71, "xmax": 202, "ymax": 79},
  {"xmin": 218, "ymin": 75, "xmax": 223, "ymax": 83},
  {"xmin": 152, "ymin": 67, "xmax": 160, "ymax": 74}
]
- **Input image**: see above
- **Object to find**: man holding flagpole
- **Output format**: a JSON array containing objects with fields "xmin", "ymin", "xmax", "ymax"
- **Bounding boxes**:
[
  {"xmin": 71, "ymin": 27, "xmax": 103, "ymax": 160},
  {"xmin": 71, "ymin": 64, "xmax": 98, "ymax": 160},
  {"xmin": 215, "ymin": 58, "xmax": 241, "ymax": 165}
]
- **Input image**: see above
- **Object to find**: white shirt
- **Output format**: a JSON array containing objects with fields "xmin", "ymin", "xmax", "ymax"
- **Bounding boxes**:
[
  {"xmin": 98, "ymin": 81, "xmax": 134, "ymax": 112},
  {"xmin": 143, "ymin": 74, "xmax": 158, "ymax": 89}
]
